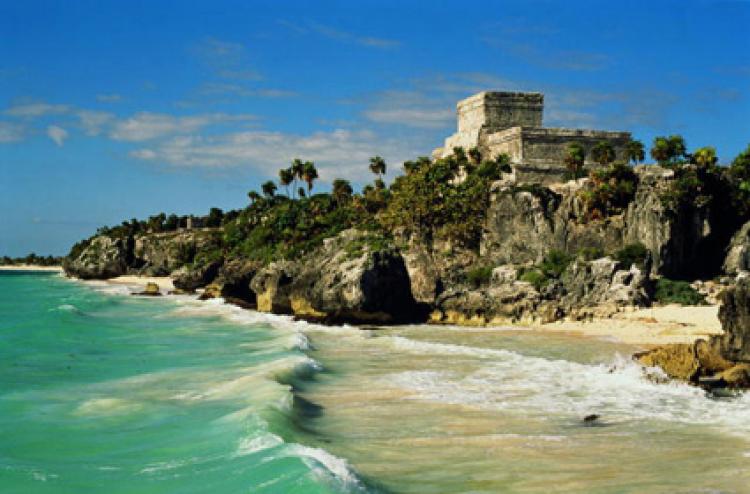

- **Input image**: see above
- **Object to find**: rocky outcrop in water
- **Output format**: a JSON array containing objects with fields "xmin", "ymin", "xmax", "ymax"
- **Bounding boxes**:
[{"xmin": 714, "ymin": 278, "xmax": 750, "ymax": 363}]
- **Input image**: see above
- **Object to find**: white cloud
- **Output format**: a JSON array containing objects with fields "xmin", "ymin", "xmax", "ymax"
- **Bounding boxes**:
[
  {"xmin": 0, "ymin": 121, "xmax": 25, "ymax": 142},
  {"xmin": 77, "ymin": 110, "xmax": 115, "ymax": 136},
  {"xmin": 109, "ymin": 112, "xmax": 256, "ymax": 142},
  {"xmin": 47, "ymin": 125, "xmax": 68, "ymax": 146},
  {"xmin": 200, "ymin": 82, "xmax": 296, "ymax": 99},
  {"xmin": 130, "ymin": 127, "xmax": 422, "ymax": 181},
  {"xmin": 279, "ymin": 20, "xmax": 400, "ymax": 49},
  {"xmin": 362, "ymin": 90, "xmax": 454, "ymax": 129},
  {"xmin": 5, "ymin": 102, "xmax": 70, "ymax": 118},
  {"xmin": 96, "ymin": 93, "xmax": 122, "ymax": 102}
]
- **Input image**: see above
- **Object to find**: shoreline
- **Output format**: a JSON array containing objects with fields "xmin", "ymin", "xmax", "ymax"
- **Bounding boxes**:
[
  {"xmin": 0, "ymin": 265, "xmax": 63, "ymax": 272},
  {"xmin": 77, "ymin": 274, "xmax": 721, "ymax": 348}
]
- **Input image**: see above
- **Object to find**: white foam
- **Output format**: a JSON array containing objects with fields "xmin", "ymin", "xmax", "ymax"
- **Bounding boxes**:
[
  {"xmin": 284, "ymin": 444, "xmax": 363, "ymax": 491},
  {"xmin": 384, "ymin": 336, "xmax": 750, "ymax": 436},
  {"xmin": 236, "ymin": 433, "xmax": 284, "ymax": 456}
]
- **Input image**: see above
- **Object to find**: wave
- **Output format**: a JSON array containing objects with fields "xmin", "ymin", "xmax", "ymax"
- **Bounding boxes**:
[{"xmin": 381, "ymin": 336, "xmax": 750, "ymax": 437}]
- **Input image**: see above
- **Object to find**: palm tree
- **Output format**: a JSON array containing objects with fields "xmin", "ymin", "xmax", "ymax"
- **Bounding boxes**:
[
  {"xmin": 302, "ymin": 161, "xmax": 318, "ymax": 192},
  {"xmin": 564, "ymin": 142, "xmax": 586, "ymax": 179},
  {"xmin": 332, "ymin": 178, "xmax": 353, "ymax": 204},
  {"xmin": 279, "ymin": 168, "xmax": 294, "ymax": 197},
  {"xmin": 625, "ymin": 140, "xmax": 645, "ymax": 165},
  {"xmin": 291, "ymin": 158, "xmax": 305, "ymax": 198},
  {"xmin": 261, "ymin": 180, "xmax": 277, "ymax": 198},
  {"xmin": 369, "ymin": 156, "xmax": 386, "ymax": 181},
  {"xmin": 694, "ymin": 146, "xmax": 718, "ymax": 169},
  {"xmin": 297, "ymin": 187, "xmax": 306, "ymax": 198},
  {"xmin": 468, "ymin": 147, "xmax": 482, "ymax": 165},
  {"xmin": 591, "ymin": 141, "xmax": 616, "ymax": 166},
  {"xmin": 247, "ymin": 190, "xmax": 261, "ymax": 204},
  {"xmin": 650, "ymin": 137, "xmax": 672, "ymax": 165}
]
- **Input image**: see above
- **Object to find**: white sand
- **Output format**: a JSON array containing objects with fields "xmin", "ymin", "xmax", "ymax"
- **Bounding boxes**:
[
  {"xmin": 0, "ymin": 265, "xmax": 63, "ymax": 272},
  {"xmin": 537, "ymin": 304, "xmax": 723, "ymax": 346},
  {"xmin": 105, "ymin": 275, "xmax": 175, "ymax": 291}
]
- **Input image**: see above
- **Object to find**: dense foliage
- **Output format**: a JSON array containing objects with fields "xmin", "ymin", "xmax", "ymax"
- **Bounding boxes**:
[
  {"xmin": 654, "ymin": 278, "xmax": 705, "ymax": 305},
  {"xmin": 579, "ymin": 162, "xmax": 638, "ymax": 219},
  {"xmin": 0, "ymin": 253, "xmax": 62, "ymax": 266}
]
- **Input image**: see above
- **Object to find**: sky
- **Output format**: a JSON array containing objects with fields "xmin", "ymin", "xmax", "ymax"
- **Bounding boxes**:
[{"xmin": 1, "ymin": 0, "xmax": 749, "ymax": 256}]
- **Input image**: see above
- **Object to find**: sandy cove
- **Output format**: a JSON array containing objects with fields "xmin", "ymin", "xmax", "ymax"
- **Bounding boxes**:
[{"xmin": 104, "ymin": 275, "xmax": 175, "ymax": 291}]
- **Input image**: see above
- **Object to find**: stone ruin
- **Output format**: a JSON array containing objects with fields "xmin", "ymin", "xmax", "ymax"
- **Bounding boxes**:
[{"xmin": 433, "ymin": 91, "xmax": 632, "ymax": 184}]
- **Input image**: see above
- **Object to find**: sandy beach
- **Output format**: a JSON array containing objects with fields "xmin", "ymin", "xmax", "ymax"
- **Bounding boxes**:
[
  {"xmin": 105, "ymin": 275, "xmax": 175, "ymax": 291},
  {"xmin": 538, "ymin": 304, "xmax": 723, "ymax": 346},
  {"xmin": 0, "ymin": 265, "xmax": 63, "ymax": 272}
]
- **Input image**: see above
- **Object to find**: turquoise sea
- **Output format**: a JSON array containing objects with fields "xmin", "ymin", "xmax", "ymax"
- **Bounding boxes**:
[{"xmin": 3, "ymin": 271, "xmax": 750, "ymax": 493}]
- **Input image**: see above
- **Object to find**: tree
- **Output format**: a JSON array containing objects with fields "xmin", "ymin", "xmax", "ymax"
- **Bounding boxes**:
[
  {"xmin": 374, "ymin": 178, "xmax": 386, "ymax": 190},
  {"xmin": 651, "ymin": 135, "xmax": 687, "ymax": 167},
  {"xmin": 302, "ymin": 161, "xmax": 318, "ymax": 192},
  {"xmin": 729, "ymin": 143, "xmax": 750, "ymax": 212},
  {"xmin": 369, "ymin": 156, "xmax": 387, "ymax": 180},
  {"xmin": 261, "ymin": 180, "xmax": 277, "ymax": 198},
  {"xmin": 625, "ymin": 139, "xmax": 645, "ymax": 165},
  {"xmin": 332, "ymin": 178, "xmax": 353, "ymax": 204},
  {"xmin": 206, "ymin": 207, "xmax": 224, "ymax": 228},
  {"xmin": 468, "ymin": 147, "xmax": 482, "ymax": 165},
  {"xmin": 591, "ymin": 140, "xmax": 616, "ymax": 166},
  {"xmin": 291, "ymin": 158, "xmax": 305, "ymax": 198},
  {"xmin": 564, "ymin": 142, "xmax": 586, "ymax": 180},
  {"xmin": 248, "ymin": 190, "xmax": 261, "ymax": 204},
  {"xmin": 297, "ymin": 187, "xmax": 306, "ymax": 198},
  {"xmin": 693, "ymin": 146, "xmax": 718, "ymax": 170},
  {"xmin": 279, "ymin": 168, "xmax": 294, "ymax": 197}
]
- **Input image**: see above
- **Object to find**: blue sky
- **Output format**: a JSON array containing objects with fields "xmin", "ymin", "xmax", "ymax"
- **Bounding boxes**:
[{"xmin": 1, "ymin": 0, "xmax": 749, "ymax": 256}]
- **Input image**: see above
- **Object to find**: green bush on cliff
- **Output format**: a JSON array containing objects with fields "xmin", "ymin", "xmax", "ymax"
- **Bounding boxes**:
[
  {"xmin": 654, "ymin": 278, "xmax": 705, "ymax": 305},
  {"xmin": 518, "ymin": 268, "xmax": 548, "ymax": 290},
  {"xmin": 517, "ymin": 250, "xmax": 573, "ymax": 290},
  {"xmin": 465, "ymin": 265, "xmax": 494, "ymax": 288},
  {"xmin": 614, "ymin": 243, "xmax": 649, "ymax": 269},
  {"xmin": 381, "ymin": 153, "xmax": 492, "ymax": 250},
  {"xmin": 579, "ymin": 162, "xmax": 638, "ymax": 219}
]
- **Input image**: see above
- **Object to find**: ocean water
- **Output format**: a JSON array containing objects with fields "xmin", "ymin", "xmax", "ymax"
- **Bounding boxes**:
[{"xmin": 3, "ymin": 272, "xmax": 750, "ymax": 493}]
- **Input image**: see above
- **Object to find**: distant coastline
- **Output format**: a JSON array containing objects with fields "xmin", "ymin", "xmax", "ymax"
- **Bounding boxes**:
[{"xmin": 0, "ymin": 265, "xmax": 63, "ymax": 272}]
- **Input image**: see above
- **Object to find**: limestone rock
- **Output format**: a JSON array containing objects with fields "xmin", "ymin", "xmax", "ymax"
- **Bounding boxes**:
[
  {"xmin": 431, "ymin": 282, "xmax": 543, "ymax": 326},
  {"xmin": 196, "ymin": 259, "xmax": 261, "ymax": 305},
  {"xmin": 714, "ymin": 279, "xmax": 750, "ymax": 363},
  {"xmin": 723, "ymin": 220, "xmax": 750, "ymax": 275},
  {"xmin": 63, "ymin": 235, "xmax": 130, "ymax": 279},
  {"xmin": 634, "ymin": 344, "xmax": 701, "ymax": 381},
  {"xmin": 172, "ymin": 260, "xmax": 222, "ymax": 292},
  {"xmin": 133, "ymin": 282, "xmax": 162, "ymax": 296},
  {"xmin": 286, "ymin": 230, "xmax": 419, "ymax": 324},
  {"xmin": 132, "ymin": 230, "xmax": 221, "ymax": 276},
  {"xmin": 250, "ymin": 261, "xmax": 298, "ymax": 314},
  {"xmin": 716, "ymin": 364, "xmax": 750, "ymax": 388},
  {"xmin": 401, "ymin": 240, "xmax": 441, "ymax": 304},
  {"xmin": 560, "ymin": 258, "xmax": 649, "ymax": 315}
]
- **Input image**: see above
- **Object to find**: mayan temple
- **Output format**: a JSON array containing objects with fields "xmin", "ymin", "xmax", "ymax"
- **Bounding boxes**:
[{"xmin": 433, "ymin": 91, "xmax": 632, "ymax": 184}]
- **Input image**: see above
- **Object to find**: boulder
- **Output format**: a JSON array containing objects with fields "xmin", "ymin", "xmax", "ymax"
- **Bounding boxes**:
[
  {"xmin": 63, "ymin": 235, "xmax": 130, "ymax": 279},
  {"xmin": 132, "ymin": 282, "xmax": 162, "ymax": 296},
  {"xmin": 286, "ymin": 230, "xmax": 419, "ymax": 324},
  {"xmin": 634, "ymin": 343, "xmax": 702, "ymax": 381},
  {"xmin": 716, "ymin": 364, "xmax": 750, "ymax": 388}
]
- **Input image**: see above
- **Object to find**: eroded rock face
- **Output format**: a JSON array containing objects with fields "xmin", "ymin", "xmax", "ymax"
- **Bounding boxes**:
[
  {"xmin": 172, "ymin": 260, "xmax": 223, "ymax": 292},
  {"xmin": 634, "ymin": 339, "xmax": 733, "ymax": 383},
  {"xmin": 723, "ymin": 221, "xmax": 750, "ymax": 275},
  {"xmin": 250, "ymin": 261, "xmax": 298, "ymax": 315},
  {"xmin": 133, "ymin": 230, "xmax": 221, "ymax": 276},
  {"xmin": 480, "ymin": 167, "xmax": 719, "ymax": 278},
  {"xmin": 430, "ymin": 282, "xmax": 545, "ymax": 325},
  {"xmin": 269, "ymin": 230, "xmax": 419, "ymax": 324},
  {"xmin": 63, "ymin": 235, "xmax": 130, "ymax": 279},
  {"xmin": 714, "ymin": 279, "xmax": 750, "ymax": 363},
  {"xmin": 560, "ymin": 258, "xmax": 650, "ymax": 318}
]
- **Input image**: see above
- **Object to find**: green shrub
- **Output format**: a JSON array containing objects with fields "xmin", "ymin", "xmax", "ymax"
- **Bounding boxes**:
[
  {"xmin": 614, "ymin": 243, "xmax": 649, "ymax": 268},
  {"xmin": 518, "ymin": 268, "xmax": 548, "ymax": 290},
  {"xmin": 466, "ymin": 265, "xmax": 494, "ymax": 288},
  {"xmin": 654, "ymin": 278, "xmax": 705, "ymax": 305},
  {"xmin": 577, "ymin": 246, "xmax": 605, "ymax": 261},
  {"xmin": 539, "ymin": 249, "xmax": 573, "ymax": 278}
]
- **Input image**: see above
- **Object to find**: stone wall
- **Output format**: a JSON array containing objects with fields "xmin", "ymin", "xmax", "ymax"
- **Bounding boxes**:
[{"xmin": 456, "ymin": 91, "xmax": 543, "ymax": 133}]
